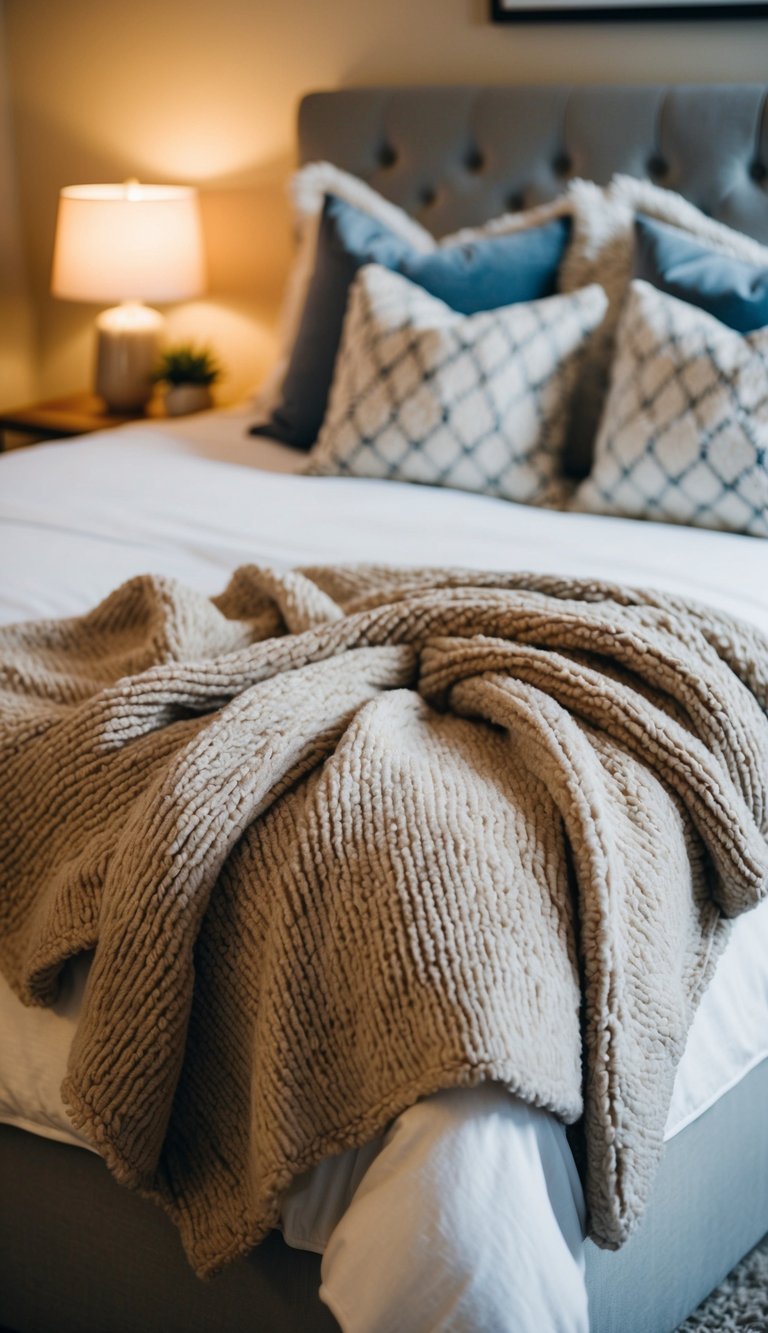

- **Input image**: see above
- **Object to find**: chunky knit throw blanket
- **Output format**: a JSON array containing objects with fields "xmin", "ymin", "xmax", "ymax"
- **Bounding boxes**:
[{"xmin": 1, "ymin": 564, "xmax": 767, "ymax": 1277}]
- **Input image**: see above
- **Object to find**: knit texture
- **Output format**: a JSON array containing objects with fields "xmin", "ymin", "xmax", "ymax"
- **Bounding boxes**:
[{"xmin": 1, "ymin": 564, "xmax": 767, "ymax": 1278}]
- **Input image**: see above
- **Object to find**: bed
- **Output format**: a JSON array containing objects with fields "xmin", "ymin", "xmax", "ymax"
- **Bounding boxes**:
[{"xmin": 1, "ymin": 83, "xmax": 767, "ymax": 1333}]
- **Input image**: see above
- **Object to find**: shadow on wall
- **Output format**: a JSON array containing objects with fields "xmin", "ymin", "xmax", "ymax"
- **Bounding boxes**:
[{"xmin": 0, "ymin": 6, "xmax": 34, "ymax": 408}]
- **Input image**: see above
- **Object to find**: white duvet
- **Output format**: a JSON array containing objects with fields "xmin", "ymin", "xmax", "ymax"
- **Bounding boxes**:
[{"xmin": 2, "ymin": 407, "xmax": 767, "ymax": 1331}]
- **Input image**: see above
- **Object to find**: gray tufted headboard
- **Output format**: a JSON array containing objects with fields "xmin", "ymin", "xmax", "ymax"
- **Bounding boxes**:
[{"xmin": 298, "ymin": 84, "xmax": 768, "ymax": 244}]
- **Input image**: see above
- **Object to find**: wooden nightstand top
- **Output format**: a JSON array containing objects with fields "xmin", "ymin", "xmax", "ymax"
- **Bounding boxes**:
[{"xmin": 0, "ymin": 393, "xmax": 165, "ymax": 450}]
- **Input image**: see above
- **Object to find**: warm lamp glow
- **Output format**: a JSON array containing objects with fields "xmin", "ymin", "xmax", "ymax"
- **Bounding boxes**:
[
  {"xmin": 51, "ymin": 182, "xmax": 205, "ymax": 304},
  {"xmin": 51, "ymin": 182, "xmax": 206, "ymax": 412}
]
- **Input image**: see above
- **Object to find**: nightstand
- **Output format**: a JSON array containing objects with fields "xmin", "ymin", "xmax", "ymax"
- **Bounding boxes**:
[{"xmin": 0, "ymin": 393, "xmax": 165, "ymax": 452}]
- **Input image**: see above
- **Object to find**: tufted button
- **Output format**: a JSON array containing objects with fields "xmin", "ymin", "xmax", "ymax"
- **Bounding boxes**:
[
  {"xmin": 750, "ymin": 159, "xmax": 767, "ymax": 184},
  {"xmin": 552, "ymin": 152, "xmax": 572, "ymax": 177},
  {"xmin": 647, "ymin": 154, "xmax": 668, "ymax": 180},
  {"xmin": 378, "ymin": 143, "xmax": 398, "ymax": 169},
  {"xmin": 466, "ymin": 147, "xmax": 485, "ymax": 173},
  {"xmin": 506, "ymin": 192, "xmax": 524, "ymax": 212},
  {"xmin": 420, "ymin": 185, "xmax": 437, "ymax": 207}
]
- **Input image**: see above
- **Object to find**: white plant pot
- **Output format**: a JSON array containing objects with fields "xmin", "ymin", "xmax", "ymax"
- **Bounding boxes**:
[{"xmin": 164, "ymin": 384, "xmax": 213, "ymax": 417}]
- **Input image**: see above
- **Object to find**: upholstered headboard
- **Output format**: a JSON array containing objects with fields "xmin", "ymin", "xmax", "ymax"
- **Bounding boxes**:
[{"xmin": 299, "ymin": 84, "xmax": 768, "ymax": 243}]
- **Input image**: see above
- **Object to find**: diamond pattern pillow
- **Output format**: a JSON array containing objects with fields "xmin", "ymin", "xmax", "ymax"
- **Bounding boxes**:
[
  {"xmin": 574, "ymin": 280, "xmax": 768, "ymax": 537},
  {"xmin": 306, "ymin": 264, "xmax": 607, "ymax": 505},
  {"xmin": 250, "ymin": 161, "xmax": 578, "ymax": 442},
  {"xmin": 558, "ymin": 175, "xmax": 768, "ymax": 478},
  {"xmin": 252, "ymin": 193, "xmax": 571, "ymax": 451}
]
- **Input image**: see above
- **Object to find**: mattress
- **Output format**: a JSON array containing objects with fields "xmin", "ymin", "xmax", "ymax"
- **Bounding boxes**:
[{"xmin": 1, "ymin": 406, "xmax": 767, "ymax": 1309}]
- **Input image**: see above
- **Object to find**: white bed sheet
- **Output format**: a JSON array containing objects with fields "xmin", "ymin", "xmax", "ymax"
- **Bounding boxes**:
[
  {"xmin": 1, "ymin": 409, "xmax": 767, "ymax": 1289},
  {"xmin": 2, "ymin": 407, "xmax": 766, "ymax": 632}
]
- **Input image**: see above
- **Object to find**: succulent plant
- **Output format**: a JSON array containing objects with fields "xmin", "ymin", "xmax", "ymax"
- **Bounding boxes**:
[{"xmin": 153, "ymin": 344, "xmax": 222, "ymax": 387}]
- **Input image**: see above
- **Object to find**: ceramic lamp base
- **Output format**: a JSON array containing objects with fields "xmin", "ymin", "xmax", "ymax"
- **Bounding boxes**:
[{"xmin": 95, "ymin": 302, "xmax": 162, "ymax": 413}]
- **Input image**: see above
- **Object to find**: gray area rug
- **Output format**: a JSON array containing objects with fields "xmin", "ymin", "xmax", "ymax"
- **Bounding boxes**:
[{"xmin": 678, "ymin": 1233, "xmax": 768, "ymax": 1331}]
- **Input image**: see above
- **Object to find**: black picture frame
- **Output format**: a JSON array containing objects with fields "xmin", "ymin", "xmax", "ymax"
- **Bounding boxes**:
[{"xmin": 491, "ymin": 0, "xmax": 768, "ymax": 18}]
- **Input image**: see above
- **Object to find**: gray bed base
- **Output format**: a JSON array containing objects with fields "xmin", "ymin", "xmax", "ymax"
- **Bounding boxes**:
[
  {"xmin": 2, "ymin": 83, "xmax": 767, "ymax": 1332},
  {"xmin": 1, "ymin": 1058, "xmax": 767, "ymax": 1332}
]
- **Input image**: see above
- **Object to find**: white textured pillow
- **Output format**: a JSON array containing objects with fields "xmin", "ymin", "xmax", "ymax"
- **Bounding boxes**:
[
  {"xmin": 250, "ymin": 162, "xmax": 579, "ymax": 421},
  {"xmin": 556, "ymin": 175, "xmax": 768, "ymax": 476},
  {"xmin": 250, "ymin": 164, "xmax": 435, "ymax": 417},
  {"xmin": 566, "ymin": 174, "xmax": 768, "ymax": 324},
  {"xmin": 306, "ymin": 264, "xmax": 607, "ymax": 505},
  {"xmin": 574, "ymin": 280, "xmax": 768, "ymax": 537}
]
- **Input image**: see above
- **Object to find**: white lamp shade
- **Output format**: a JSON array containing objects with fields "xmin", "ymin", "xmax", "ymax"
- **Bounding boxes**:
[{"xmin": 51, "ymin": 183, "xmax": 205, "ymax": 304}]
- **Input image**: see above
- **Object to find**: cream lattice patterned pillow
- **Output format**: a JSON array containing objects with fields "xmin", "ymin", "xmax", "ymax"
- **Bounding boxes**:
[
  {"xmin": 250, "ymin": 161, "xmax": 579, "ymax": 449},
  {"xmin": 307, "ymin": 264, "xmax": 607, "ymax": 506},
  {"xmin": 574, "ymin": 280, "xmax": 768, "ymax": 537},
  {"xmin": 554, "ymin": 176, "xmax": 768, "ymax": 477}
]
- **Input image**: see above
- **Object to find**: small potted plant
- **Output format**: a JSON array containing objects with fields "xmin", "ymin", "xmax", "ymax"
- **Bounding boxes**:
[{"xmin": 154, "ymin": 344, "xmax": 222, "ymax": 416}]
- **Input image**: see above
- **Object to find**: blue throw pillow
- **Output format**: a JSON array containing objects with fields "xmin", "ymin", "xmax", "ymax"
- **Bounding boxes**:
[
  {"xmin": 634, "ymin": 214, "xmax": 768, "ymax": 334},
  {"xmin": 252, "ymin": 195, "xmax": 571, "ymax": 450}
]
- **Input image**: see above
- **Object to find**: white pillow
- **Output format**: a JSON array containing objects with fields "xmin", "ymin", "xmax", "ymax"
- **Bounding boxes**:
[
  {"xmin": 574, "ymin": 280, "xmax": 768, "ymax": 537},
  {"xmin": 565, "ymin": 173, "xmax": 768, "ymax": 326},
  {"xmin": 306, "ymin": 263, "xmax": 607, "ymax": 506},
  {"xmin": 558, "ymin": 175, "xmax": 768, "ymax": 474},
  {"xmin": 250, "ymin": 162, "xmax": 579, "ymax": 422},
  {"xmin": 250, "ymin": 164, "xmax": 435, "ymax": 418}
]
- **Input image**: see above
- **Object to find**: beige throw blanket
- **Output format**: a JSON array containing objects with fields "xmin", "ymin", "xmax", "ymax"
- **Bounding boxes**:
[{"xmin": 1, "ymin": 564, "xmax": 767, "ymax": 1277}]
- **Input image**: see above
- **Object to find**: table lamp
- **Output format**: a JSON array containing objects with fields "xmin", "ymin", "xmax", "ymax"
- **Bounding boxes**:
[{"xmin": 51, "ymin": 181, "xmax": 205, "ymax": 413}]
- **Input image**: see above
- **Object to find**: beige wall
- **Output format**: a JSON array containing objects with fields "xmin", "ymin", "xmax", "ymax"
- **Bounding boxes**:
[
  {"xmin": 5, "ymin": 0, "xmax": 768, "ymax": 408},
  {"xmin": 0, "ymin": 0, "xmax": 34, "ymax": 408}
]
